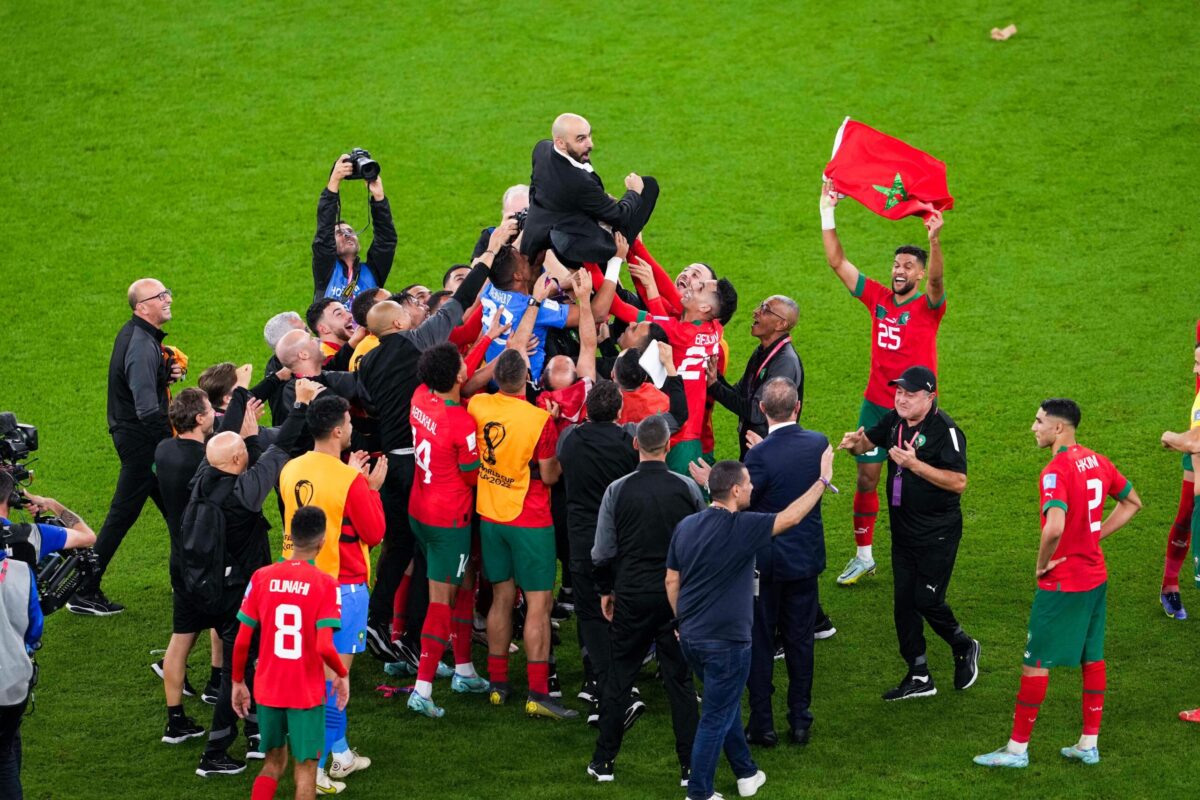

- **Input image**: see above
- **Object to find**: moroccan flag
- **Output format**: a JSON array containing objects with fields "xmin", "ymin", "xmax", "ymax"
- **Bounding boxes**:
[{"xmin": 823, "ymin": 117, "xmax": 954, "ymax": 220}]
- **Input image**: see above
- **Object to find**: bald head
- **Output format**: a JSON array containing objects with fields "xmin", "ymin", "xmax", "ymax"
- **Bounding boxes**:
[
  {"xmin": 127, "ymin": 277, "xmax": 172, "ymax": 327},
  {"xmin": 275, "ymin": 329, "xmax": 321, "ymax": 373},
  {"xmin": 367, "ymin": 300, "xmax": 410, "ymax": 337},
  {"xmin": 552, "ymin": 113, "xmax": 593, "ymax": 163},
  {"xmin": 760, "ymin": 377, "xmax": 800, "ymax": 424},
  {"xmin": 206, "ymin": 431, "xmax": 248, "ymax": 474},
  {"xmin": 544, "ymin": 355, "xmax": 577, "ymax": 391}
]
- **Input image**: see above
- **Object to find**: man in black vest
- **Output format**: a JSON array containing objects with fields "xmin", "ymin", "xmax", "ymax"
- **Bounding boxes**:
[{"xmin": 521, "ymin": 113, "xmax": 659, "ymax": 265}]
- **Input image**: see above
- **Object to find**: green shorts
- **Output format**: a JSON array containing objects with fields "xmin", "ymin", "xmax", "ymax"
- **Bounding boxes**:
[
  {"xmin": 257, "ymin": 704, "xmax": 325, "ymax": 762},
  {"xmin": 411, "ymin": 517, "xmax": 470, "ymax": 586},
  {"xmin": 480, "ymin": 520, "xmax": 556, "ymax": 592},
  {"xmin": 1183, "ymin": 453, "xmax": 1193, "ymax": 472},
  {"xmin": 701, "ymin": 451, "xmax": 716, "ymax": 466},
  {"xmin": 855, "ymin": 399, "xmax": 891, "ymax": 464},
  {"xmin": 1023, "ymin": 582, "xmax": 1107, "ymax": 668},
  {"xmin": 666, "ymin": 438, "xmax": 703, "ymax": 476}
]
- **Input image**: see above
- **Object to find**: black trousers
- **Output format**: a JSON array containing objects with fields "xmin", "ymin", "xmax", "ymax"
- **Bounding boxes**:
[
  {"xmin": 369, "ymin": 452, "xmax": 417, "ymax": 626},
  {"xmin": 0, "ymin": 695, "xmax": 28, "ymax": 800},
  {"xmin": 204, "ymin": 607, "xmax": 258, "ymax": 757},
  {"xmin": 593, "ymin": 591, "xmax": 697, "ymax": 767},
  {"xmin": 92, "ymin": 428, "xmax": 166, "ymax": 583},
  {"xmin": 551, "ymin": 484, "xmax": 571, "ymax": 592},
  {"xmin": 748, "ymin": 576, "xmax": 817, "ymax": 735},
  {"xmin": 892, "ymin": 537, "xmax": 971, "ymax": 667},
  {"xmin": 570, "ymin": 557, "xmax": 610, "ymax": 686}
]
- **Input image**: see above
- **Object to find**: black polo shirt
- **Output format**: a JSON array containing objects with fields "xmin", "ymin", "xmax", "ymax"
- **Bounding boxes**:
[{"xmin": 866, "ymin": 407, "xmax": 967, "ymax": 547}]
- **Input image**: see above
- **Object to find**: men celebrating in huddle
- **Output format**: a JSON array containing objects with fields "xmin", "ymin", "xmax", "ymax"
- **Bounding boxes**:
[
  {"xmin": 821, "ymin": 181, "xmax": 946, "ymax": 586},
  {"xmin": 975, "ymin": 399, "xmax": 1141, "ymax": 767}
]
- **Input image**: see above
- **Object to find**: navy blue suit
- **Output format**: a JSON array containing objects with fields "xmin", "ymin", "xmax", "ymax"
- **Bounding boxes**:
[{"xmin": 743, "ymin": 423, "xmax": 828, "ymax": 736}]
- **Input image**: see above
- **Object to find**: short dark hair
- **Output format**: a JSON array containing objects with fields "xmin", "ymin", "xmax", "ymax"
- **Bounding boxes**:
[
  {"xmin": 290, "ymin": 506, "xmax": 327, "ymax": 550},
  {"xmin": 350, "ymin": 289, "xmax": 385, "ymax": 328},
  {"xmin": 1041, "ymin": 398, "xmax": 1081, "ymax": 428},
  {"xmin": 306, "ymin": 297, "xmax": 341, "ymax": 334},
  {"xmin": 646, "ymin": 323, "xmax": 669, "ymax": 346},
  {"xmin": 713, "ymin": 278, "xmax": 738, "ymax": 326},
  {"xmin": 707, "ymin": 460, "xmax": 747, "ymax": 502},
  {"xmin": 586, "ymin": 380, "xmax": 622, "ymax": 423},
  {"xmin": 895, "ymin": 245, "xmax": 928, "ymax": 267},
  {"xmin": 442, "ymin": 264, "xmax": 471, "ymax": 288},
  {"xmin": 198, "ymin": 362, "xmax": 237, "ymax": 408},
  {"xmin": 493, "ymin": 349, "xmax": 528, "ymax": 393},
  {"xmin": 306, "ymin": 395, "xmax": 350, "ymax": 440},
  {"xmin": 417, "ymin": 343, "xmax": 463, "ymax": 393},
  {"xmin": 635, "ymin": 414, "xmax": 670, "ymax": 452},
  {"xmin": 427, "ymin": 290, "xmax": 451, "ymax": 312},
  {"xmin": 0, "ymin": 469, "xmax": 14, "ymax": 506},
  {"xmin": 169, "ymin": 388, "xmax": 210, "ymax": 433},
  {"xmin": 400, "ymin": 283, "xmax": 423, "ymax": 295},
  {"xmin": 489, "ymin": 246, "xmax": 520, "ymax": 292},
  {"xmin": 760, "ymin": 377, "xmax": 798, "ymax": 422},
  {"xmin": 614, "ymin": 349, "xmax": 648, "ymax": 390}
]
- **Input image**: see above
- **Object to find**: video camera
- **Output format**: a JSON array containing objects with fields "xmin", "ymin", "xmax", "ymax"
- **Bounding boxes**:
[{"xmin": 0, "ymin": 411, "xmax": 99, "ymax": 615}]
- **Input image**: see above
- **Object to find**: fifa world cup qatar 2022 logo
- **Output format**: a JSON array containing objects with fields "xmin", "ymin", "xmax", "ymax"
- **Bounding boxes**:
[{"xmin": 482, "ymin": 422, "xmax": 507, "ymax": 466}]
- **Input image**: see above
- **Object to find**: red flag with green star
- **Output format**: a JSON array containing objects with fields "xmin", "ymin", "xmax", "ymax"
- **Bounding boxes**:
[{"xmin": 822, "ymin": 118, "xmax": 954, "ymax": 220}]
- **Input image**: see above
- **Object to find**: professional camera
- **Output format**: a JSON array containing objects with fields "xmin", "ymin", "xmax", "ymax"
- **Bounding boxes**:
[
  {"xmin": 0, "ymin": 412, "xmax": 37, "ymax": 506},
  {"xmin": 347, "ymin": 148, "xmax": 381, "ymax": 181},
  {"xmin": 507, "ymin": 208, "xmax": 528, "ymax": 245}
]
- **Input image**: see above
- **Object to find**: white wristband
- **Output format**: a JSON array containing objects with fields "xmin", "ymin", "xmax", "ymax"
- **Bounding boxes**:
[
  {"xmin": 604, "ymin": 256, "xmax": 623, "ymax": 284},
  {"xmin": 820, "ymin": 206, "xmax": 836, "ymax": 231}
]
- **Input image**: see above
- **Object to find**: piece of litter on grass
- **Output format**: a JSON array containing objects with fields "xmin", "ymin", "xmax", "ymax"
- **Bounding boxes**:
[{"xmin": 990, "ymin": 24, "xmax": 1018, "ymax": 41}]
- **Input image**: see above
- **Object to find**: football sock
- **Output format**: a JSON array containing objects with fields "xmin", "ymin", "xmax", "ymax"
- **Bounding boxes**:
[
  {"xmin": 1161, "ymin": 479, "xmax": 1194, "ymax": 591},
  {"xmin": 251, "ymin": 775, "xmax": 278, "ymax": 800},
  {"xmin": 1082, "ymin": 660, "xmax": 1106, "ymax": 738},
  {"xmin": 488, "ymin": 654, "xmax": 509, "ymax": 685},
  {"xmin": 417, "ymin": 601, "xmax": 452, "ymax": 690},
  {"xmin": 1009, "ymin": 673, "xmax": 1049, "ymax": 747},
  {"xmin": 853, "ymin": 490, "xmax": 879, "ymax": 548},
  {"xmin": 528, "ymin": 660, "xmax": 550, "ymax": 695},
  {"xmin": 857, "ymin": 545, "xmax": 873, "ymax": 562},
  {"xmin": 321, "ymin": 680, "xmax": 347, "ymax": 770},
  {"xmin": 391, "ymin": 572, "xmax": 413, "ymax": 641},
  {"xmin": 208, "ymin": 666, "xmax": 221, "ymax": 686},
  {"xmin": 451, "ymin": 586, "xmax": 476, "ymax": 669},
  {"xmin": 167, "ymin": 704, "xmax": 185, "ymax": 720}
]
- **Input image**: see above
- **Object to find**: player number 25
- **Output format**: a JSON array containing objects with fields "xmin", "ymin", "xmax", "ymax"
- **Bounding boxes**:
[
  {"xmin": 274, "ymin": 604, "xmax": 304, "ymax": 660},
  {"xmin": 876, "ymin": 323, "xmax": 901, "ymax": 351}
]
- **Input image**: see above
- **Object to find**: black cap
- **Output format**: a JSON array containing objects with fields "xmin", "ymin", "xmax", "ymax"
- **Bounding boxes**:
[{"xmin": 888, "ymin": 365, "xmax": 937, "ymax": 393}]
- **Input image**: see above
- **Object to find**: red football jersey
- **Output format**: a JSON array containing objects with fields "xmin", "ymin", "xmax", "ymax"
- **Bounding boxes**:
[
  {"xmin": 652, "ymin": 316, "xmax": 724, "ymax": 444},
  {"xmin": 853, "ymin": 275, "xmax": 946, "ymax": 407},
  {"xmin": 1037, "ymin": 444, "xmax": 1131, "ymax": 592},
  {"xmin": 410, "ymin": 386, "xmax": 480, "ymax": 529},
  {"xmin": 238, "ymin": 560, "xmax": 341, "ymax": 708}
]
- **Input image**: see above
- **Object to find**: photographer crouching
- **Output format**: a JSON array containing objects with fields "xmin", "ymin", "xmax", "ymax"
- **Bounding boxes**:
[{"xmin": 0, "ymin": 468, "xmax": 97, "ymax": 798}]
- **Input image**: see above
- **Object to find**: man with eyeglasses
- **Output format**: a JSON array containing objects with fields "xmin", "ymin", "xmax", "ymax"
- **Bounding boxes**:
[
  {"xmin": 68, "ymin": 278, "xmax": 179, "ymax": 616},
  {"xmin": 312, "ymin": 153, "xmax": 397, "ymax": 303}
]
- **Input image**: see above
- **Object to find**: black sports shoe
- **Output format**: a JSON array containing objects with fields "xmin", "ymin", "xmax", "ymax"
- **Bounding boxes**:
[
  {"xmin": 196, "ymin": 752, "xmax": 246, "ymax": 777},
  {"xmin": 577, "ymin": 680, "xmax": 599, "ymax": 704},
  {"xmin": 162, "ymin": 715, "xmax": 205, "ymax": 744},
  {"xmin": 556, "ymin": 587, "xmax": 575, "ymax": 613},
  {"xmin": 623, "ymin": 699, "xmax": 646, "ymax": 732},
  {"xmin": 551, "ymin": 602, "xmax": 571, "ymax": 622},
  {"xmin": 365, "ymin": 620, "xmax": 401, "ymax": 663},
  {"xmin": 774, "ymin": 645, "xmax": 785, "ymax": 661},
  {"xmin": 151, "ymin": 659, "xmax": 197, "ymax": 697},
  {"xmin": 393, "ymin": 632, "xmax": 421, "ymax": 670},
  {"xmin": 245, "ymin": 734, "xmax": 265, "ymax": 760},
  {"xmin": 953, "ymin": 638, "xmax": 981, "ymax": 690},
  {"xmin": 680, "ymin": 765, "xmax": 691, "ymax": 787},
  {"xmin": 201, "ymin": 678, "xmax": 220, "ymax": 705},
  {"xmin": 882, "ymin": 670, "xmax": 937, "ymax": 701},
  {"xmin": 814, "ymin": 615, "xmax": 837, "ymax": 640},
  {"xmin": 548, "ymin": 671, "xmax": 562, "ymax": 699},
  {"xmin": 587, "ymin": 760, "xmax": 614, "ymax": 782},
  {"xmin": 66, "ymin": 590, "xmax": 124, "ymax": 616}
]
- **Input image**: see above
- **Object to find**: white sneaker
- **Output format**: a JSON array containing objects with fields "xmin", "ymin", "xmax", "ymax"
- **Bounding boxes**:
[
  {"xmin": 737, "ymin": 769, "xmax": 766, "ymax": 797},
  {"xmin": 328, "ymin": 749, "xmax": 371, "ymax": 779},
  {"xmin": 316, "ymin": 768, "xmax": 346, "ymax": 795}
]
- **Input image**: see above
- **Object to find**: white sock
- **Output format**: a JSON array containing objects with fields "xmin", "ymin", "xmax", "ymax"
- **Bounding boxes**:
[
  {"xmin": 1006, "ymin": 739, "xmax": 1028, "ymax": 755},
  {"xmin": 1078, "ymin": 734, "xmax": 1098, "ymax": 750},
  {"xmin": 414, "ymin": 679, "xmax": 433, "ymax": 699},
  {"xmin": 455, "ymin": 662, "xmax": 478, "ymax": 678},
  {"xmin": 857, "ymin": 545, "xmax": 873, "ymax": 562}
]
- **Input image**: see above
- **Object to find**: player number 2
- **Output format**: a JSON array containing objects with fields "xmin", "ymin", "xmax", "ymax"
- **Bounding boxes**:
[
  {"xmin": 274, "ymin": 604, "xmax": 303, "ymax": 660},
  {"xmin": 415, "ymin": 439, "xmax": 433, "ymax": 485},
  {"xmin": 876, "ymin": 323, "xmax": 901, "ymax": 351},
  {"xmin": 1086, "ymin": 478, "xmax": 1103, "ymax": 533}
]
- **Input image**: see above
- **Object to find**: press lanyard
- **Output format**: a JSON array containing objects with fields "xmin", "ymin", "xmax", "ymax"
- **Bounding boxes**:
[
  {"xmin": 890, "ymin": 422, "xmax": 921, "ymax": 507},
  {"xmin": 754, "ymin": 336, "xmax": 792, "ymax": 384}
]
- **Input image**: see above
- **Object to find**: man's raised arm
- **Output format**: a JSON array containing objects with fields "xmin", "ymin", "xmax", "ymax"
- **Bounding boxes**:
[
  {"xmin": 820, "ymin": 180, "xmax": 861, "ymax": 293},
  {"xmin": 925, "ymin": 212, "xmax": 945, "ymax": 306}
]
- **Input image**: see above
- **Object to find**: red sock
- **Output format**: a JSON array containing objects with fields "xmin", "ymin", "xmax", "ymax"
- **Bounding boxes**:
[
  {"xmin": 390, "ymin": 572, "xmax": 413, "ymax": 641},
  {"xmin": 488, "ymin": 654, "xmax": 509, "ymax": 684},
  {"xmin": 1082, "ymin": 660, "xmax": 1106, "ymax": 736},
  {"xmin": 417, "ymin": 602, "xmax": 451, "ymax": 683},
  {"xmin": 853, "ymin": 490, "xmax": 879, "ymax": 547},
  {"xmin": 1009, "ymin": 673, "xmax": 1049, "ymax": 743},
  {"xmin": 1162, "ymin": 479, "xmax": 1195, "ymax": 591},
  {"xmin": 528, "ymin": 660, "xmax": 549, "ymax": 695},
  {"xmin": 451, "ymin": 586, "xmax": 476, "ymax": 665},
  {"xmin": 251, "ymin": 775, "xmax": 279, "ymax": 800}
]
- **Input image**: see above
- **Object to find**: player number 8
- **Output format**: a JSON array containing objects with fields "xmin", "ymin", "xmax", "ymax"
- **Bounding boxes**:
[{"xmin": 274, "ymin": 604, "xmax": 303, "ymax": 660}]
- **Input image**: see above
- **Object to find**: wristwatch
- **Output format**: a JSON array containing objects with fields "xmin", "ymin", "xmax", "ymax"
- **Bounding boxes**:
[
  {"xmin": 527, "ymin": 296, "xmax": 541, "ymax": 308},
  {"xmin": 293, "ymin": 400, "xmax": 308, "ymax": 410}
]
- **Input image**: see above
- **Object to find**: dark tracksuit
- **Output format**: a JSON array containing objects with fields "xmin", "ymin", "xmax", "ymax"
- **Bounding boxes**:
[{"xmin": 590, "ymin": 461, "xmax": 706, "ymax": 767}]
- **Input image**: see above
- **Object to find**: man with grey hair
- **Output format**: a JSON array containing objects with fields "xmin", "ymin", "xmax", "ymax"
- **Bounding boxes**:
[
  {"xmin": 521, "ymin": 113, "xmax": 659, "ymax": 265},
  {"xmin": 261, "ymin": 312, "xmax": 302, "ymax": 423},
  {"xmin": 471, "ymin": 184, "xmax": 531, "ymax": 260},
  {"xmin": 707, "ymin": 294, "xmax": 804, "ymax": 459}
]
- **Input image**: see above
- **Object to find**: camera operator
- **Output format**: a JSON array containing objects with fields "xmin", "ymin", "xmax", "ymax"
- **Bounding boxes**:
[
  {"xmin": 313, "ymin": 152, "xmax": 397, "ymax": 303},
  {"xmin": 0, "ymin": 470, "xmax": 96, "ymax": 798},
  {"xmin": 70, "ymin": 278, "xmax": 178, "ymax": 617},
  {"xmin": 470, "ymin": 184, "xmax": 529, "ymax": 260}
]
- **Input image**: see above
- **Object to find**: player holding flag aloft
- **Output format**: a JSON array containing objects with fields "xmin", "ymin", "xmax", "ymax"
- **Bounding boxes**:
[
  {"xmin": 820, "ymin": 180, "xmax": 946, "ymax": 585},
  {"xmin": 974, "ymin": 399, "xmax": 1141, "ymax": 768}
]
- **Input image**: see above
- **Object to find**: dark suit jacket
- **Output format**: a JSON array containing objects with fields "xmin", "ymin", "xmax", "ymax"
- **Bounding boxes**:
[
  {"xmin": 521, "ymin": 139, "xmax": 650, "ymax": 263},
  {"xmin": 744, "ymin": 424, "xmax": 828, "ymax": 582}
]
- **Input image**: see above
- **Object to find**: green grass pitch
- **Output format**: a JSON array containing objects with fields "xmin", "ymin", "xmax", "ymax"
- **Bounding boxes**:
[{"xmin": 3, "ymin": 1, "xmax": 1198, "ymax": 798}]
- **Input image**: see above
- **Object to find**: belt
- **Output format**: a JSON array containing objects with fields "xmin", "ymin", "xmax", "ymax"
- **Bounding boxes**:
[{"xmin": 388, "ymin": 447, "xmax": 415, "ymax": 456}]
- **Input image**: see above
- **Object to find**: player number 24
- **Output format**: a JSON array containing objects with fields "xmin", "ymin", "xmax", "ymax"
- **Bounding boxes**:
[
  {"xmin": 414, "ymin": 439, "xmax": 433, "ymax": 485},
  {"xmin": 274, "ymin": 604, "xmax": 304, "ymax": 660}
]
